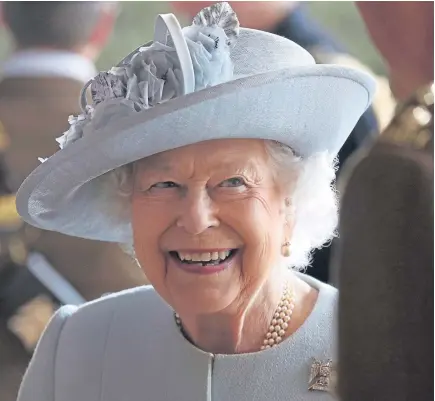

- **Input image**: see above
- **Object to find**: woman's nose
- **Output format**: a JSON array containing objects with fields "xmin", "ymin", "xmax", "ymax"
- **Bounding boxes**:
[{"xmin": 176, "ymin": 189, "xmax": 219, "ymax": 235}]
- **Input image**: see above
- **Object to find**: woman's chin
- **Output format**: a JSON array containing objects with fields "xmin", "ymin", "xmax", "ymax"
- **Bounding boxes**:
[{"xmin": 160, "ymin": 251, "xmax": 242, "ymax": 313}]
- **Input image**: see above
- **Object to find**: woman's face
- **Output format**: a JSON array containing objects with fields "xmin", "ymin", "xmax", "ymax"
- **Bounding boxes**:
[{"xmin": 132, "ymin": 139, "xmax": 292, "ymax": 315}]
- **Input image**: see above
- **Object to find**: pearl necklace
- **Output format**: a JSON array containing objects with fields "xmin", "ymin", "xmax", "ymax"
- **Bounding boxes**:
[
  {"xmin": 174, "ymin": 283, "xmax": 295, "ymax": 351},
  {"xmin": 261, "ymin": 284, "xmax": 295, "ymax": 349}
]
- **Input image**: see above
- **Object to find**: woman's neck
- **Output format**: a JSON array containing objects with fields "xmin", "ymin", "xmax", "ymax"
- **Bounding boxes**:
[{"xmin": 178, "ymin": 270, "xmax": 296, "ymax": 354}]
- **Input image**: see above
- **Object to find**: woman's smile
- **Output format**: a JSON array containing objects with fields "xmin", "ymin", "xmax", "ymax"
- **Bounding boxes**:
[{"xmin": 167, "ymin": 248, "xmax": 240, "ymax": 275}]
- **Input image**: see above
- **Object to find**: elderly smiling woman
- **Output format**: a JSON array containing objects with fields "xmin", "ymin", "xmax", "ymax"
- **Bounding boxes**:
[{"xmin": 15, "ymin": 3, "xmax": 375, "ymax": 401}]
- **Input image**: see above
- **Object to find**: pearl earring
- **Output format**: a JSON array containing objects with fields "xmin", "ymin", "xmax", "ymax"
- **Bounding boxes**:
[{"xmin": 281, "ymin": 241, "xmax": 291, "ymax": 257}]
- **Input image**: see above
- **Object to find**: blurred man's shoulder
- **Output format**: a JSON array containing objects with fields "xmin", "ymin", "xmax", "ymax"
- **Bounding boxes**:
[{"xmin": 379, "ymin": 83, "xmax": 433, "ymax": 156}]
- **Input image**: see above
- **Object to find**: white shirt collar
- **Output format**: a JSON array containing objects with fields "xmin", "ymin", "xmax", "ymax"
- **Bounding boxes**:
[{"xmin": 1, "ymin": 50, "xmax": 98, "ymax": 84}]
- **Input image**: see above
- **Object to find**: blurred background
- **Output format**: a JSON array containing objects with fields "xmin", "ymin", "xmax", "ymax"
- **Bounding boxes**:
[{"xmin": 0, "ymin": 1, "xmax": 386, "ymax": 74}]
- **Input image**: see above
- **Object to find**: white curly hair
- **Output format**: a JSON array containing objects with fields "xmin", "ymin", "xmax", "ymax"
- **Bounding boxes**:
[{"xmin": 108, "ymin": 140, "xmax": 339, "ymax": 270}]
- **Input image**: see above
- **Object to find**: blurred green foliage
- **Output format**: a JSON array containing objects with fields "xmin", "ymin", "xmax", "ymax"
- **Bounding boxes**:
[
  {"xmin": 307, "ymin": 2, "xmax": 385, "ymax": 73},
  {"xmin": 0, "ymin": 1, "xmax": 386, "ymax": 75}
]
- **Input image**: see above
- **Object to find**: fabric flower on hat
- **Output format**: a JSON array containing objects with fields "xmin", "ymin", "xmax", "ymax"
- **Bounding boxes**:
[
  {"xmin": 91, "ymin": 72, "xmax": 126, "ymax": 105},
  {"xmin": 123, "ymin": 42, "xmax": 184, "ymax": 109},
  {"xmin": 56, "ymin": 108, "xmax": 93, "ymax": 150},
  {"xmin": 52, "ymin": 2, "xmax": 239, "ymax": 153},
  {"xmin": 183, "ymin": 2, "xmax": 239, "ymax": 90}
]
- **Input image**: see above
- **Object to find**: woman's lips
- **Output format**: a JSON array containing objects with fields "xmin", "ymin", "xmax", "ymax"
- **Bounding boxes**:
[{"xmin": 168, "ymin": 249, "xmax": 238, "ymax": 275}]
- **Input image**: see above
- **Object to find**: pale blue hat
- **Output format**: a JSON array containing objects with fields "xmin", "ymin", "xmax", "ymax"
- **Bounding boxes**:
[{"xmin": 16, "ymin": 2, "xmax": 376, "ymax": 242}]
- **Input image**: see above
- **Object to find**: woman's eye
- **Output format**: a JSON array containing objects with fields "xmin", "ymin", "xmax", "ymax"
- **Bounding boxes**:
[
  {"xmin": 219, "ymin": 177, "xmax": 246, "ymax": 187},
  {"xmin": 151, "ymin": 181, "xmax": 178, "ymax": 189}
]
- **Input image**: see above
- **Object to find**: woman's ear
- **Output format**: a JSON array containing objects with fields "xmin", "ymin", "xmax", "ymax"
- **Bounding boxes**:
[
  {"xmin": 282, "ymin": 197, "xmax": 294, "ymax": 238},
  {"xmin": 278, "ymin": 196, "xmax": 290, "ymax": 217},
  {"xmin": 283, "ymin": 197, "xmax": 292, "ymax": 219}
]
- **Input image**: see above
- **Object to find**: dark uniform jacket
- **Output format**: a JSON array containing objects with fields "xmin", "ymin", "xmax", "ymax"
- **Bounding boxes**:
[{"xmin": 336, "ymin": 83, "xmax": 433, "ymax": 401}]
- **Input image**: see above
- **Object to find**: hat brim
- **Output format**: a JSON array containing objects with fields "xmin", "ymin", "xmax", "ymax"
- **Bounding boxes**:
[{"xmin": 16, "ymin": 64, "xmax": 375, "ymax": 242}]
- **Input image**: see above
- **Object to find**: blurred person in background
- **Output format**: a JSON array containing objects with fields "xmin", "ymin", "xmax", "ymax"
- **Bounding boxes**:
[
  {"xmin": 172, "ymin": 0, "xmax": 394, "ymax": 284},
  {"xmin": 0, "ymin": 2, "xmax": 146, "ymax": 400},
  {"xmin": 337, "ymin": 2, "xmax": 433, "ymax": 400},
  {"xmin": 0, "ymin": 1, "xmax": 116, "ymax": 188}
]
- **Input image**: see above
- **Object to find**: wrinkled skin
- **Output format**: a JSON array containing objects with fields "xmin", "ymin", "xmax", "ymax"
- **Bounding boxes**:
[{"xmin": 131, "ymin": 138, "xmax": 317, "ymax": 354}]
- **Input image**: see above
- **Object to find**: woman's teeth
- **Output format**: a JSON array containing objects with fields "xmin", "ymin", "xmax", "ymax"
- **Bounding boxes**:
[{"xmin": 176, "ymin": 250, "xmax": 232, "ymax": 264}]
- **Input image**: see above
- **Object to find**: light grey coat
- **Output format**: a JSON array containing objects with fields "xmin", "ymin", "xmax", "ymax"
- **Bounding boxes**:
[{"xmin": 17, "ymin": 274, "xmax": 337, "ymax": 401}]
